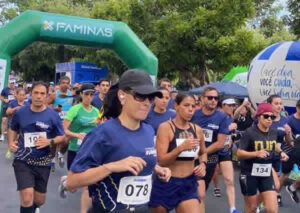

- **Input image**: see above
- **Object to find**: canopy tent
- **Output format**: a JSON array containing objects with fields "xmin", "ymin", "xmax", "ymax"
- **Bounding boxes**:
[
  {"xmin": 189, "ymin": 81, "xmax": 248, "ymax": 98},
  {"xmin": 222, "ymin": 66, "xmax": 248, "ymax": 87}
]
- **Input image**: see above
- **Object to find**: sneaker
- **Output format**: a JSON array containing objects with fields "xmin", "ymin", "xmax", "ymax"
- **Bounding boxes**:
[
  {"xmin": 286, "ymin": 185, "xmax": 299, "ymax": 203},
  {"xmin": 35, "ymin": 207, "xmax": 40, "ymax": 213},
  {"xmin": 277, "ymin": 194, "xmax": 283, "ymax": 207},
  {"xmin": 58, "ymin": 156, "xmax": 64, "ymax": 168},
  {"xmin": 232, "ymin": 210, "xmax": 242, "ymax": 213},
  {"xmin": 0, "ymin": 135, "xmax": 4, "ymax": 141},
  {"xmin": 5, "ymin": 150, "xmax": 12, "ymax": 159},
  {"xmin": 58, "ymin": 176, "xmax": 67, "ymax": 199},
  {"xmin": 214, "ymin": 188, "xmax": 221, "ymax": 197}
]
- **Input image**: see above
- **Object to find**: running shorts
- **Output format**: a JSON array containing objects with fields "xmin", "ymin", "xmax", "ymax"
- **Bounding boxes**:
[{"xmin": 239, "ymin": 173, "xmax": 275, "ymax": 196}]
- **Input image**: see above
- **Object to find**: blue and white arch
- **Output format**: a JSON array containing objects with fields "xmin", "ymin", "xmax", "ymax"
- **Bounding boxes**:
[{"xmin": 248, "ymin": 41, "xmax": 300, "ymax": 114}]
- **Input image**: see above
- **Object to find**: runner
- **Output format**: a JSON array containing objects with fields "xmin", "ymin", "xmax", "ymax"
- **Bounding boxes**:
[
  {"xmin": 158, "ymin": 78, "xmax": 174, "ymax": 109},
  {"xmin": 0, "ymin": 79, "xmax": 15, "ymax": 141},
  {"xmin": 8, "ymin": 81, "xmax": 65, "ymax": 213},
  {"xmin": 65, "ymin": 69, "xmax": 171, "ymax": 213},
  {"xmin": 58, "ymin": 83, "xmax": 99, "ymax": 213},
  {"xmin": 191, "ymin": 87, "xmax": 228, "ymax": 213},
  {"xmin": 144, "ymin": 87, "xmax": 176, "ymax": 134},
  {"xmin": 91, "ymin": 79, "xmax": 110, "ymax": 110},
  {"xmin": 48, "ymin": 76, "xmax": 73, "ymax": 169},
  {"xmin": 266, "ymin": 94, "xmax": 293, "ymax": 206},
  {"xmin": 237, "ymin": 103, "xmax": 289, "ymax": 213},
  {"xmin": 285, "ymin": 99, "xmax": 300, "ymax": 203},
  {"xmin": 214, "ymin": 98, "xmax": 242, "ymax": 213},
  {"xmin": 149, "ymin": 93, "xmax": 207, "ymax": 213}
]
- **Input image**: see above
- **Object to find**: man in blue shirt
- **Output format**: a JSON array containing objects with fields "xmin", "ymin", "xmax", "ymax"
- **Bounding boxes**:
[
  {"xmin": 191, "ymin": 86, "xmax": 228, "ymax": 212},
  {"xmin": 8, "ymin": 81, "xmax": 65, "ymax": 213},
  {"xmin": 91, "ymin": 78, "xmax": 110, "ymax": 110},
  {"xmin": 0, "ymin": 79, "xmax": 15, "ymax": 141}
]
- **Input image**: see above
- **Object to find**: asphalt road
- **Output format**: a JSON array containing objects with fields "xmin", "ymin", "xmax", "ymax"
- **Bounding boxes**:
[{"xmin": 0, "ymin": 140, "xmax": 298, "ymax": 213}]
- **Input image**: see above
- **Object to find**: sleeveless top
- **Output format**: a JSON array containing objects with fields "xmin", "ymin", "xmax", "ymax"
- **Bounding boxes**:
[
  {"xmin": 53, "ymin": 89, "xmax": 73, "ymax": 112},
  {"xmin": 167, "ymin": 120, "xmax": 199, "ymax": 161}
]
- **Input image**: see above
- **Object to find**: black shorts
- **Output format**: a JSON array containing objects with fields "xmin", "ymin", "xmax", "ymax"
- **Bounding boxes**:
[
  {"xmin": 282, "ymin": 151, "xmax": 300, "ymax": 174},
  {"xmin": 67, "ymin": 150, "xmax": 77, "ymax": 170},
  {"xmin": 272, "ymin": 157, "xmax": 281, "ymax": 173},
  {"xmin": 239, "ymin": 173, "xmax": 275, "ymax": 196},
  {"xmin": 219, "ymin": 153, "xmax": 232, "ymax": 162},
  {"xmin": 13, "ymin": 160, "xmax": 51, "ymax": 193},
  {"xmin": 1, "ymin": 107, "xmax": 8, "ymax": 118},
  {"xmin": 197, "ymin": 154, "xmax": 218, "ymax": 190},
  {"xmin": 91, "ymin": 203, "xmax": 148, "ymax": 213}
]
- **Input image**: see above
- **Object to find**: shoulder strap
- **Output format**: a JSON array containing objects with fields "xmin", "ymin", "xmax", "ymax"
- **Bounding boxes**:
[{"xmin": 168, "ymin": 121, "xmax": 175, "ymax": 134}]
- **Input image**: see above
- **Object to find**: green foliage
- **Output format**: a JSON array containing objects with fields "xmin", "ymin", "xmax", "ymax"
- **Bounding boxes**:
[{"xmin": 286, "ymin": 0, "xmax": 300, "ymax": 39}]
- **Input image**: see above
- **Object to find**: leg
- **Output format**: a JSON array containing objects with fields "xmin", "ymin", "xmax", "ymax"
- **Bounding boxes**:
[
  {"xmin": 243, "ymin": 195, "xmax": 257, "ymax": 213},
  {"xmin": 212, "ymin": 164, "xmax": 221, "ymax": 197},
  {"xmin": 151, "ymin": 206, "xmax": 168, "ymax": 213},
  {"xmin": 197, "ymin": 180, "xmax": 206, "ymax": 213},
  {"xmin": 33, "ymin": 191, "xmax": 46, "ymax": 206},
  {"xmin": 272, "ymin": 168, "xmax": 280, "ymax": 191},
  {"xmin": 261, "ymin": 191, "xmax": 277, "ymax": 213},
  {"xmin": 81, "ymin": 187, "xmax": 92, "ymax": 213},
  {"xmin": 176, "ymin": 199, "xmax": 200, "ymax": 213},
  {"xmin": 20, "ymin": 188, "xmax": 34, "ymax": 207},
  {"xmin": 220, "ymin": 160, "xmax": 236, "ymax": 209},
  {"xmin": 279, "ymin": 173, "xmax": 289, "ymax": 189}
]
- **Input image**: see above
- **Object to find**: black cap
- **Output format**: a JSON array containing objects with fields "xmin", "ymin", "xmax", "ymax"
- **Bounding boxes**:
[
  {"xmin": 119, "ymin": 69, "xmax": 162, "ymax": 98},
  {"xmin": 80, "ymin": 83, "xmax": 95, "ymax": 93}
]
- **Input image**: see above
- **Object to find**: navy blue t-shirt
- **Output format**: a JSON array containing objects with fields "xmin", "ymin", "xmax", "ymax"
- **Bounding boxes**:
[
  {"xmin": 218, "ymin": 116, "xmax": 233, "ymax": 156},
  {"xmin": 8, "ymin": 100, "xmax": 29, "ymax": 109},
  {"xmin": 167, "ymin": 98, "xmax": 175, "ymax": 109},
  {"xmin": 1, "ymin": 87, "xmax": 13, "ymax": 98},
  {"xmin": 287, "ymin": 115, "xmax": 300, "ymax": 153},
  {"xmin": 71, "ymin": 118, "xmax": 157, "ymax": 211},
  {"xmin": 272, "ymin": 116, "xmax": 288, "ymax": 144},
  {"xmin": 144, "ymin": 108, "xmax": 176, "ymax": 134},
  {"xmin": 10, "ymin": 105, "xmax": 64, "ymax": 167},
  {"xmin": 191, "ymin": 109, "xmax": 229, "ymax": 151},
  {"xmin": 91, "ymin": 92, "xmax": 103, "ymax": 109}
]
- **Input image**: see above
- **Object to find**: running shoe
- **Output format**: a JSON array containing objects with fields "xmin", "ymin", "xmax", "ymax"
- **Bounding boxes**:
[
  {"xmin": 286, "ymin": 185, "xmax": 299, "ymax": 203},
  {"xmin": 5, "ymin": 150, "xmax": 12, "ymax": 159},
  {"xmin": 58, "ymin": 155, "xmax": 65, "ymax": 168},
  {"xmin": 277, "ymin": 194, "xmax": 283, "ymax": 207},
  {"xmin": 58, "ymin": 176, "xmax": 67, "ymax": 199},
  {"xmin": 213, "ymin": 188, "xmax": 221, "ymax": 197},
  {"xmin": 232, "ymin": 210, "xmax": 241, "ymax": 213},
  {"xmin": 35, "ymin": 207, "xmax": 40, "ymax": 213},
  {"xmin": 51, "ymin": 162, "xmax": 55, "ymax": 172},
  {"xmin": 0, "ymin": 134, "xmax": 4, "ymax": 141}
]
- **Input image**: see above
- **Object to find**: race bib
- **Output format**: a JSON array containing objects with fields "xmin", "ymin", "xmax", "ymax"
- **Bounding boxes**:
[
  {"xmin": 296, "ymin": 134, "xmax": 300, "ymax": 139},
  {"xmin": 176, "ymin": 138, "xmax": 199, "ymax": 158},
  {"xmin": 77, "ymin": 139, "xmax": 83, "ymax": 146},
  {"xmin": 58, "ymin": 111, "xmax": 67, "ymax": 119},
  {"xmin": 251, "ymin": 163, "xmax": 272, "ymax": 177},
  {"xmin": 8, "ymin": 95, "xmax": 14, "ymax": 101},
  {"xmin": 24, "ymin": 132, "xmax": 47, "ymax": 148},
  {"xmin": 203, "ymin": 129, "xmax": 213, "ymax": 143},
  {"xmin": 117, "ymin": 175, "xmax": 152, "ymax": 205}
]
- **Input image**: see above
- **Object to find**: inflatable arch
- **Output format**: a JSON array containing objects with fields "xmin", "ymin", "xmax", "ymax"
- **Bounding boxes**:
[{"xmin": 0, "ymin": 10, "xmax": 158, "ymax": 112}]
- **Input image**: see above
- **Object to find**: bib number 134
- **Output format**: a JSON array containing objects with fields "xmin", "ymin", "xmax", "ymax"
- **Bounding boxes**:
[{"xmin": 117, "ymin": 175, "xmax": 152, "ymax": 205}]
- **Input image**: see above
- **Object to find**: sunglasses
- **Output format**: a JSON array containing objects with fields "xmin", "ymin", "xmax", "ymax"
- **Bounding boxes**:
[
  {"xmin": 126, "ymin": 90, "xmax": 155, "ymax": 103},
  {"xmin": 83, "ymin": 92, "xmax": 95, "ymax": 97},
  {"xmin": 205, "ymin": 96, "xmax": 219, "ymax": 101},
  {"xmin": 262, "ymin": 114, "xmax": 276, "ymax": 120}
]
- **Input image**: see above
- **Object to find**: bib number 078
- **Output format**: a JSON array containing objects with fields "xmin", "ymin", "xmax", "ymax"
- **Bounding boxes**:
[{"xmin": 125, "ymin": 184, "xmax": 149, "ymax": 197}]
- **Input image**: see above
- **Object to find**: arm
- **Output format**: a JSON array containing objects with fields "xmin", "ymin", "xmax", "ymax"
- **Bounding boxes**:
[
  {"xmin": 197, "ymin": 127, "xmax": 207, "ymax": 163},
  {"xmin": 63, "ymin": 119, "xmax": 82, "ymax": 139},
  {"xmin": 8, "ymin": 128, "xmax": 18, "ymax": 152},
  {"xmin": 237, "ymin": 149, "xmax": 258, "ymax": 160},
  {"xmin": 233, "ymin": 104, "xmax": 245, "ymax": 120},
  {"xmin": 6, "ymin": 106, "xmax": 20, "ymax": 116},
  {"xmin": 47, "ymin": 93, "xmax": 56, "ymax": 105},
  {"xmin": 205, "ymin": 133, "xmax": 226, "ymax": 155}
]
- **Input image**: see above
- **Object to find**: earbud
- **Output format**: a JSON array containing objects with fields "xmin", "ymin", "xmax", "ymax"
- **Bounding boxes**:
[{"xmin": 120, "ymin": 94, "xmax": 125, "ymax": 99}]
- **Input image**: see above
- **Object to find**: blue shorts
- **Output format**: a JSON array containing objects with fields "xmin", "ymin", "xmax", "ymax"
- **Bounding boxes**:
[{"xmin": 149, "ymin": 174, "xmax": 199, "ymax": 211}]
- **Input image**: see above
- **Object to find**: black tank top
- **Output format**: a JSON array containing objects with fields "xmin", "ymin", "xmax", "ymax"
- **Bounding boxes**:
[{"xmin": 167, "ymin": 120, "xmax": 199, "ymax": 161}]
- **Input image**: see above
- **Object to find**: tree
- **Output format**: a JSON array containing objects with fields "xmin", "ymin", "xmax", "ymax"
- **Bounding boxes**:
[{"xmin": 286, "ymin": 0, "xmax": 300, "ymax": 39}]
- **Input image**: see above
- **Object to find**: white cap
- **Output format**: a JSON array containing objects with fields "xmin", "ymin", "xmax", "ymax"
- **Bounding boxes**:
[
  {"xmin": 27, "ymin": 83, "xmax": 32, "ymax": 87},
  {"xmin": 8, "ymin": 79, "xmax": 16, "ymax": 84},
  {"xmin": 222, "ymin": 98, "xmax": 236, "ymax": 105}
]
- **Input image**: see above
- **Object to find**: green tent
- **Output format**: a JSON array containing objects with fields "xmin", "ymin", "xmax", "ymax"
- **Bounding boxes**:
[{"xmin": 222, "ymin": 66, "xmax": 248, "ymax": 87}]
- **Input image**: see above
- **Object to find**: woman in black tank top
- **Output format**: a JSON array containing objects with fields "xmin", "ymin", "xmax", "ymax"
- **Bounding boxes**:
[{"xmin": 149, "ymin": 93, "xmax": 207, "ymax": 213}]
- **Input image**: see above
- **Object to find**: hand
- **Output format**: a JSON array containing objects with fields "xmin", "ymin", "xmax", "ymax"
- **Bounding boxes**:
[
  {"xmin": 4, "ymin": 99, "xmax": 9, "ymax": 104},
  {"xmin": 155, "ymin": 165, "xmax": 171, "ymax": 182},
  {"xmin": 14, "ymin": 106, "xmax": 21, "ymax": 111},
  {"xmin": 77, "ymin": 133, "xmax": 86, "ymax": 140},
  {"xmin": 35, "ymin": 136, "xmax": 50, "ymax": 149},
  {"xmin": 193, "ymin": 162, "xmax": 206, "ymax": 177},
  {"xmin": 54, "ymin": 107, "xmax": 62, "ymax": 112},
  {"xmin": 256, "ymin": 150, "xmax": 269, "ymax": 158},
  {"xmin": 9, "ymin": 140, "xmax": 18, "ymax": 152},
  {"xmin": 280, "ymin": 152, "xmax": 289, "ymax": 162},
  {"xmin": 104, "ymin": 156, "xmax": 147, "ymax": 176},
  {"xmin": 228, "ymin": 123, "xmax": 237, "ymax": 131},
  {"xmin": 180, "ymin": 138, "xmax": 200, "ymax": 152}
]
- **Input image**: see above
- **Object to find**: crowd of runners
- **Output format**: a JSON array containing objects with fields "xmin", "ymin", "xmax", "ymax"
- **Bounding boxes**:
[{"xmin": 0, "ymin": 69, "xmax": 299, "ymax": 213}]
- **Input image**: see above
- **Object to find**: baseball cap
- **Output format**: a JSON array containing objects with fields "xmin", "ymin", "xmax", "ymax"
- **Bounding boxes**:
[
  {"xmin": 296, "ymin": 99, "xmax": 300, "ymax": 107},
  {"xmin": 119, "ymin": 69, "xmax": 162, "ymax": 98},
  {"xmin": 80, "ymin": 83, "xmax": 95, "ymax": 93},
  {"xmin": 8, "ymin": 79, "xmax": 16, "ymax": 84},
  {"xmin": 27, "ymin": 83, "xmax": 32, "ymax": 88},
  {"xmin": 222, "ymin": 98, "xmax": 236, "ymax": 105},
  {"xmin": 256, "ymin": 103, "xmax": 273, "ymax": 116},
  {"xmin": 49, "ymin": 81, "xmax": 54, "ymax": 85}
]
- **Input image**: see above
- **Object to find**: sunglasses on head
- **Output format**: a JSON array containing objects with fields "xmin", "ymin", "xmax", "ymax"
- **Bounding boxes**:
[
  {"xmin": 126, "ymin": 90, "xmax": 155, "ymax": 103},
  {"xmin": 262, "ymin": 114, "xmax": 276, "ymax": 120},
  {"xmin": 205, "ymin": 96, "xmax": 219, "ymax": 101}
]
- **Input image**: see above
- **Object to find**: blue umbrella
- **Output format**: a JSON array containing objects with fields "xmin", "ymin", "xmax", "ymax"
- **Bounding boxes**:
[{"xmin": 189, "ymin": 81, "xmax": 248, "ymax": 98}]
